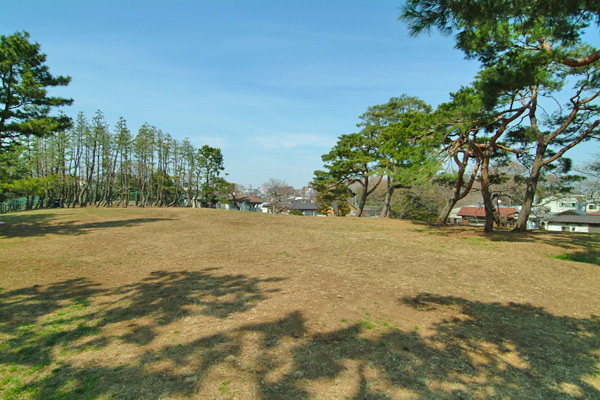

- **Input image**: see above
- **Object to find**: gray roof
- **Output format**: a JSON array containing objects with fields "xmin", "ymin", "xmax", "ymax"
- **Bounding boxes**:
[
  {"xmin": 546, "ymin": 214, "xmax": 600, "ymax": 225},
  {"xmin": 292, "ymin": 199, "xmax": 318, "ymax": 211},
  {"xmin": 555, "ymin": 209, "xmax": 586, "ymax": 216}
]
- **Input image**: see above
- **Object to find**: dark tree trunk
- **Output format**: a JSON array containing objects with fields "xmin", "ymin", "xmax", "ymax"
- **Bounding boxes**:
[
  {"xmin": 380, "ymin": 177, "xmax": 394, "ymax": 218},
  {"xmin": 514, "ymin": 145, "xmax": 546, "ymax": 231},
  {"xmin": 480, "ymin": 154, "xmax": 496, "ymax": 233},
  {"xmin": 357, "ymin": 181, "xmax": 368, "ymax": 217},
  {"xmin": 437, "ymin": 155, "xmax": 481, "ymax": 225}
]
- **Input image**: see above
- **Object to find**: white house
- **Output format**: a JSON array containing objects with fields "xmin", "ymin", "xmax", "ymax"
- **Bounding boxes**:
[
  {"xmin": 448, "ymin": 207, "xmax": 463, "ymax": 224},
  {"xmin": 536, "ymin": 196, "xmax": 585, "ymax": 214},
  {"xmin": 544, "ymin": 214, "xmax": 600, "ymax": 233}
]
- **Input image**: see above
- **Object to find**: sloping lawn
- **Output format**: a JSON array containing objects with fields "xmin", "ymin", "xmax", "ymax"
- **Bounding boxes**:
[{"xmin": 1, "ymin": 207, "xmax": 599, "ymax": 399}]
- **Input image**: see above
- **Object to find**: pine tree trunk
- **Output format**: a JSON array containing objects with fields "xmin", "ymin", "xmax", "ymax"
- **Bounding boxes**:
[
  {"xmin": 357, "ymin": 182, "xmax": 368, "ymax": 217},
  {"xmin": 514, "ymin": 147, "xmax": 546, "ymax": 231},
  {"xmin": 380, "ymin": 177, "xmax": 394, "ymax": 218},
  {"xmin": 480, "ymin": 155, "xmax": 495, "ymax": 233},
  {"xmin": 438, "ymin": 199, "xmax": 458, "ymax": 226}
]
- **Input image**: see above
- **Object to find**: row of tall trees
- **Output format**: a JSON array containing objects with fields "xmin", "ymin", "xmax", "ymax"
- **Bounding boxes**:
[
  {"xmin": 0, "ymin": 31, "xmax": 230, "ymax": 212},
  {"xmin": 1, "ymin": 111, "xmax": 226, "ymax": 210}
]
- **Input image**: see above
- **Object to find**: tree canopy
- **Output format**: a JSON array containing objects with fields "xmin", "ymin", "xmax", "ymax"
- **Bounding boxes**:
[
  {"xmin": 402, "ymin": 0, "xmax": 600, "ymax": 231},
  {"xmin": 0, "ymin": 31, "xmax": 72, "ymax": 150}
]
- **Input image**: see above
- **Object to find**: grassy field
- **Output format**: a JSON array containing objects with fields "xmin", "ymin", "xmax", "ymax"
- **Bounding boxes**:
[{"xmin": 0, "ymin": 207, "xmax": 599, "ymax": 399}]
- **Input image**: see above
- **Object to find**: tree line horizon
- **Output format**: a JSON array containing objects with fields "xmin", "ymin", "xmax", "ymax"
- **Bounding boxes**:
[
  {"xmin": 1, "ymin": 109, "xmax": 228, "ymax": 210},
  {"xmin": 2, "ymin": 1, "xmax": 600, "ymax": 232}
]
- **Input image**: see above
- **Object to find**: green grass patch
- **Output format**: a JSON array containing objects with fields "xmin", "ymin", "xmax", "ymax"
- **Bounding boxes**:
[
  {"xmin": 358, "ymin": 319, "xmax": 374, "ymax": 330},
  {"xmin": 552, "ymin": 252, "xmax": 600, "ymax": 265},
  {"xmin": 218, "ymin": 379, "xmax": 231, "ymax": 394}
]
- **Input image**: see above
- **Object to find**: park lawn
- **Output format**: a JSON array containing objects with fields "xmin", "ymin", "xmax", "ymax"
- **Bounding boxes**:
[{"xmin": 0, "ymin": 207, "xmax": 599, "ymax": 399}]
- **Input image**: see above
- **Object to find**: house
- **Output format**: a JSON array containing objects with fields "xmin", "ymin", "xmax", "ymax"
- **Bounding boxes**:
[
  {"xmin": 448, "ymin": 207, "xmax": 463, "ymax": 224},
  {"xmin": 291, "ymin": 199, "xmax": 319, "ymax": 216},
  {"xmin": 348, "ymin": 204, "xmax": 382, "ymax": 218},
  {"xmin": 260, "ymin": 202, "xmax": 271, "ymax": 213},
  {"xmin": 261, "ymin": 200, "xmax": 294, "ymax": 214},
  {"xmin": 536, "ymin": 196, "xmax": 586, "ymax": 214},
  {"xmin": 544, "ymin": 214, "xmax": 600, "ymax": 233},
  {"xmin": 232, "ymin": 195, "xmax": 264, "ymax": 212},
  {"xmin": 216, "ymin": 194, "xmax": 265, "ymax": 212},
  {"xmin": 457, "ymin": 206, "xmax": 518, "ymax": 227}
]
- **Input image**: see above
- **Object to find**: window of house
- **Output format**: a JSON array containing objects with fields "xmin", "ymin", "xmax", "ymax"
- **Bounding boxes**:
[{"xmin": 589, "ymin": 204, "xmax": 597, "ymax": 210}]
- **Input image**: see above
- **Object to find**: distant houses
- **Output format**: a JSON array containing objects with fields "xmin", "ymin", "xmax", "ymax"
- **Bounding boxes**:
[
  {"xmin": 457, "ymin": 206, "xmax": 518, "ymax": 227},
  {"xmin": 212, "ymin": 182, "xmax": 600, "ymax": 231},
  {"xmin": 543, "ymin": 210, "xmax": 600, "ymax": 233},
  {"xmin": 447, "ymin": 194, "xmax": 600, "ymax": 233},
  {"xmin": 215, "ymin": 184, "xmax": 322, "ymax": 216}
]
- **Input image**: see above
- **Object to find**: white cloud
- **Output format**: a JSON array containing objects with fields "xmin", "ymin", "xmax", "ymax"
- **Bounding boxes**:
[{"xmin": 252, "ymin": 132, "xmax": 335, "ymax": 150}]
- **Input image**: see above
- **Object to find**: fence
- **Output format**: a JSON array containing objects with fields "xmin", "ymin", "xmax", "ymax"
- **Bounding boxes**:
[{"xmin": 0, "ymin": 197, "xmax": 31, "ymax": 214}]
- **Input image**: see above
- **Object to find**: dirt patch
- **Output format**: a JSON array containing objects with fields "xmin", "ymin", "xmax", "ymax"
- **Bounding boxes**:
[{"xmin": 1, "ymin": 208, "xmax": 599, "ymax": 399}]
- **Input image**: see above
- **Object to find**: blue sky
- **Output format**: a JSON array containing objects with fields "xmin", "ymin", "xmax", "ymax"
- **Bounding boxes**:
[{"xmin": 5, "ymin": 1, "xmax": 596, "ymax": 187}]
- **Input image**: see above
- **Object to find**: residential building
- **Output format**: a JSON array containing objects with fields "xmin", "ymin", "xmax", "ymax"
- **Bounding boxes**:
[
  {"xmin": 457, "ymin": 206, "xmax": 518, "ymax": 227},
  {"xmin": 291, "ymin": 199, "xmax": 319, "ymax": 216},
  {"xmin": 544, "ymin": 214, "xmax": 600, "ymax": 233},
  {"xmin": 535, "ymin": 196, "xmax": 586, "ymax": 214},
  {"xmin": 448, "ymin": 207, "xmax": 463, "ymax": 224}
]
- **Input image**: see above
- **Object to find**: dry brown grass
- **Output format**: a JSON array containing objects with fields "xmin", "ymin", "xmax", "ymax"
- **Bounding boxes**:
[{"xmin": 0, "ymin": 207, "xmax": 599, "ymax": 399}]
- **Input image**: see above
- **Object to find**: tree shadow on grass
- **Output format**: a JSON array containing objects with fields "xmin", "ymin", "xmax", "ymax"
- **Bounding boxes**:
[
  {"xmin": 486, "ymin": 230, "xmax": 600, "ymax": 266},
  {"xmin": 0, "ymin": 278, "xmax": 107, "ymax": 367},
  {"xmin": 0, "ymin": 217, "xmax": 171, "ymax": 238},
  {"xmin": 0, "ymin": 211, "xmax": 65, "ymax": 227},
  {"xmin": 143, "ymin": 294, "xmax": 599, "ymax": 399},
  {"xmin": 2, "ymin": 282, "xmax": 599, "ymax": 399},
  {"xmin": 104, "ymin": 270, "xmax": 285, "ymax": 326},
  {"xmin": 414, "ymin": 222, "xmax": 600, "ymax": 267},
  {"xmin": 0, "ymin": 269, "xmax": 286, "ymax": 399}
]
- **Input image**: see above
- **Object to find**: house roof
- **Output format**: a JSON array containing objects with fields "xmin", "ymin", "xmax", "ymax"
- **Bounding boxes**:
[
  {"xmin": 292, "ymin": 199, "xmax": 318, "ymax": 211},
  {"xmin": 231, "ymin": 194, "xmax": 264, "ymax": 203},
  {"xmin": 278, "ymin": 201, "xmax": 294, "ymax": 210},
  {"xmin": 245, "ymin": 196, "xmax": 264, "ymax": 204},
  {"xmin": 555, "ymin": 209, "xmax": 586, "ymax": 216},
  {"xmin": 546, "ymin": 215, "xmax": 600, "ymax": 225},
  {"xmin": 457, "ymin": 206, "xmax": 518, "ymax": 218}
]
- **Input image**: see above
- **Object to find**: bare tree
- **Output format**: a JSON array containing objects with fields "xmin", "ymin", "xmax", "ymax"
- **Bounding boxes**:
[{"xmin": 263, "ymin": 178, "xmax": 294, "ymax": 214}]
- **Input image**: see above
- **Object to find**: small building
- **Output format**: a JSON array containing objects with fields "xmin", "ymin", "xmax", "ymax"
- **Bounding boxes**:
[
  {"xmin": 237, "ymin": 195, "xmax": 264, "ymax": 212},
  {"xmin": 448, "ymin": 207, "xmax": 463, "ymax": 224},
  {"xmin": 217, "ymin": 194, "xmax": 265, "ymax": 212},
  {"xmin": 291, "ymin": 199, "xmax": 319, "ymax": 216},
  {"xmin": 537, "ymin": 196, "xmax": 586, "ymax": 214},
  {"xmin": 544, "ymin": 214, "xmax": 600, "ymax": 233},
  {"xmin": 457, "ymin": 206, "xmax": 518, "ymax": 227}
]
